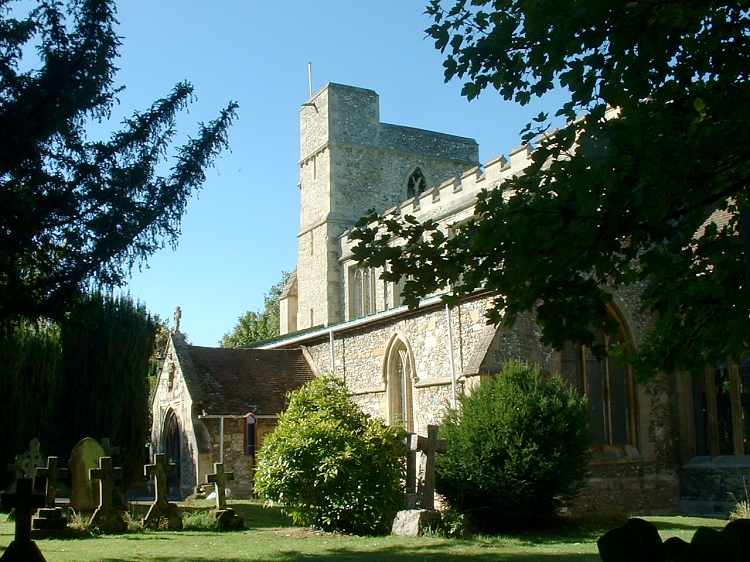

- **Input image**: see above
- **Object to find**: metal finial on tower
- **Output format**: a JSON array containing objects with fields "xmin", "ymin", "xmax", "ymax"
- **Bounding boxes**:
[{"xmin": 307, "ymin": 62, "xmax": 312, "ymax": 98}]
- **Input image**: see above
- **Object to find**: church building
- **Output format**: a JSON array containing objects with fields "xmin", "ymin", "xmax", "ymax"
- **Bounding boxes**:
[
  {"xmin": 151, "ymin": 82, "xmax": 749, "ymax": 515},
  {"xmin": 262, "ymin": 83, "xmax": 750, "ymax": 516}
]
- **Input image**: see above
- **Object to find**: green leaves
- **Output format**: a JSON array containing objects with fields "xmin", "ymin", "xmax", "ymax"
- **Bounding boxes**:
[
  {"xmin": 352, "ymin": 1, "xmax": 750, "ymax": 376},
  {"xmin": 436, "ymin": 362, "xmax": 590, "ymax": 530}
]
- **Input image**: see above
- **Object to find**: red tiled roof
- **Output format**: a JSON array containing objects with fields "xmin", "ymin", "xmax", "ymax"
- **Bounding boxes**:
[{"xmin": 175, "ymin": 339, "xmax": 314, "ymax": 416}]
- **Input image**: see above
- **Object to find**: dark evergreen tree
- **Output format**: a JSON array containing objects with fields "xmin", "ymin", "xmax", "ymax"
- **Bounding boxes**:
[{"xmin": 0, "ymin": 0, "xmax": 238, "ymax": 322}]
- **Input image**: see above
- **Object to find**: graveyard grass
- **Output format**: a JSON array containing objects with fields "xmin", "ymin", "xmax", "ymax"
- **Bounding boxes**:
[{"xmin": 0, "ymin": 501, "xmax": 724, "ymax": 562}]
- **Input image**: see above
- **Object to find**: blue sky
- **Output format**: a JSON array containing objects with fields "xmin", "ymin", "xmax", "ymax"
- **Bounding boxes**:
[{"xmin": 106, "ymin": 1, "xmax": 565, "ymax": 345}]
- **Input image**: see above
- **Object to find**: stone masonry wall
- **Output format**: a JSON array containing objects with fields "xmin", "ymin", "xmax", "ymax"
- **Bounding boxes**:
[
  {"xmin": 151, "ymin": 337, "xmax": 203, "ymax": 498},
  {"xmin": 288, "ymin": 287, "xmax": 680, "ymax": 515},
  {"xmin": 295, "ymin": 83, "xmax": 478, "ymax": 330}
]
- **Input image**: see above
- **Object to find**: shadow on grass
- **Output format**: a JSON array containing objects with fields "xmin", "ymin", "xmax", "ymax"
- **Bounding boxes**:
[
  {"xmin": 96, "ymin": 546, "xmax": 600, "ymax": 562},
  {"xmin": 648, "ymin": 519, "xmax": 724, "ymax": 532},
  {"xmin": 180, "ymin": 501, "xmax": 293, "ymax": 530}
]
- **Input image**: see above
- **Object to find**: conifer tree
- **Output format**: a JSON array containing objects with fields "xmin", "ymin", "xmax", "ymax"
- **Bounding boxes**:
[{"xmin": 0, "ymin": 0, "xmax": 238, "ymax": 322}]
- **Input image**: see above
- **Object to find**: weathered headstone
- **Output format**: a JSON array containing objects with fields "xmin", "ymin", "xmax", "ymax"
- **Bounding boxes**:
[
  {"xmin": 88, "ymin": 457, "xmax": 126, "ymax": 533},
  {"xmin": 206, "ymin": 463, "xmax": 244, "ymax": 530},
  {"xmin": 32, "ymin": 457, "xmax": 68, "ymax": 533},
  {"xmin": 68, "ymin": 437, "xmax": 106, "ymax": 512},
  {"xmin": 0, "ymin": 479, "xmax": 47, "ymax": 561},
  {"xmin": 7, "ymin": 438, "xmax": 44, "ymax": 486},
  {"xmin": 392, "ymin": 424, "xmax": 447, "ymax": 537},
  {"xmin": 143, "ymin": 454, "xmax": 182, "ymax": 530}
]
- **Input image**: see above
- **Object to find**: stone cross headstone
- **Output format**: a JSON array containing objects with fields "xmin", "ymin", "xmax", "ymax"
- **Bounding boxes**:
[
  {"xmin": 407, "ymin": 425, "xmax": 446, "ymax": 509},
  {"xmin": 88, "ymin": 457, "xmax": 126, "ymax": 533},
  {"xmin": 7, "ymin": 439, "xmax": 44, "ymax": 488},
  {"xmin": 392, "ymin": 425, "xmax": 447, "ymax": 537},
  {"xmin": 174, "ymin": 306, "xmax": 182, "ymax": 333},
  {"xmin": 143, "ymin": 453, "xmax": 182, "ymax": 530},
  {"xmin": 205, "ymin": 462, "xmax": 244, "ymax": 530},
  {"xmin": 35, "ymin": 457, "xmax": 68, "ymax": 508},
  {"xmin": 0, "ymin": 478, "xmax": 47, "ymax": 561},
  {"xmin": 31, "ymin": 457, "xmax": 69, "ymax": 534},
  {"xmin": 206, "ymin": 462, "xmax": 233, "ymax": 510},
  {"xmin": 68, "ymin": 437, "xmax": 107, "ymax": 512}
]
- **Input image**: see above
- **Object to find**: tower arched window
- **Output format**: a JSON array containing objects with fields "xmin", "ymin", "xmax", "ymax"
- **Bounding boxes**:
[
  {"xmin": 406, "ymin": 168, "xmax": 428, "ymax": 199},
  {"xmin": 560, "ymin": 308, "xmax": 637, "ymax": 449}
]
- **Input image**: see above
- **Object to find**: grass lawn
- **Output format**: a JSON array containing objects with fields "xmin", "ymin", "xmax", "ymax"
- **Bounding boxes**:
[{"xmin": 0, "ymin": 501, "xmax": 724, "ymax": 562}]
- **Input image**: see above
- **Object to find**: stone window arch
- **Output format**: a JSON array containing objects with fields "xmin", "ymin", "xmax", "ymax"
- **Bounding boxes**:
[
  {"xmin": 560, "ymin": 305, "xmax": 638, "ymax": 450},
  {"xmin": 383, "ymin": 334, "xmax": 416, "ymax": 432},
  {"xmin": 406, "ymin": 167, "xmax": 428, "ymax": 199}
]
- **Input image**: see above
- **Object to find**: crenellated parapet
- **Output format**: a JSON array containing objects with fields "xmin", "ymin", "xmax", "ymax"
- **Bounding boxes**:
[{"xmin": 339, "ymin": 142, "xmax": 535, "ymax": 259}]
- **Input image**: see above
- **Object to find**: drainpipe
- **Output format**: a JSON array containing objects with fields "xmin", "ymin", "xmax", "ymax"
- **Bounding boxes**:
[
  {"xmin": 329, "ymin": 328, "xmax": 335, "ymax": 373},
  {"xmin": 219, "ymin": 416, "xmax": 225, "ymax": 464},
  {"xmin": 445, "ymin": 284, "xmax": 458, "ymax": 408}
]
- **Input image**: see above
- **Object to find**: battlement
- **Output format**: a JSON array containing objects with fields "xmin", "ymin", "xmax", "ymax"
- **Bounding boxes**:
[{"xmin": 338, "ymin": 141, "xmax": 534, "ymax": 250}]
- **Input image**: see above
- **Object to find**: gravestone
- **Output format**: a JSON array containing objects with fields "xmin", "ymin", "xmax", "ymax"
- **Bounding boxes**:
[
  {"xmin": 143, "ymin": 454, "xmax": 182, "ymax": 530},
  {"xmin": 32, "ymin": 457, "xmax": 68, "ymax": 533},
  {"xmin": 0, "ymin": 479, "xmax": 47, "ymax": 561},
  {"xmin": 88, "ymin": 457, "xmax": 126, "ymax": 533},
  {"xmin": 98, "ymin": 438, "xmax": 125, "ymax": 509},
  {"xmin": 206, "ymin": 463, "xmax": 244, "ymax": 530},
  {"xmin": 69, "ymin": 437, "xmax": 106, "ymax": 512},
  {"xmin": 392, "ymin": 424, "xmax": 446, "ymax": 537},
  {"xmin": 7, "ymin": 438, "xmax": 44, "ymax": 487}
]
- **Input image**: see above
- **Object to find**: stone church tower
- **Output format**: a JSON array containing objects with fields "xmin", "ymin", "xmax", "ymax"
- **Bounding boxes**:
[{"xmin": 285, "ymin": 83, "xmax": 479, "ymax": 333}]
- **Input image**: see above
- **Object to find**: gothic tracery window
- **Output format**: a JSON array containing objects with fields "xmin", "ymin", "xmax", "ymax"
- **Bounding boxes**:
[
  {"xmin": 406, "ymin": 168, "xmax": 428, "ymax": 199},
  {"xmin": 386, "ymin": 338, "xmax": 414, "ymax": 432}
]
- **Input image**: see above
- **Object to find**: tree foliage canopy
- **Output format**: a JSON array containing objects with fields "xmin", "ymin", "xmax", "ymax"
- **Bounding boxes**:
[
  {"xmin": 352, "ymin": 0, "xmax": 750, "ymax": 376},
  {"xmin": 221, "ymin": 271, "xmax": 292, "ymax": 347},
  {"xmin": 0, "ymin": 0, "xmax": 237, "ymax": 322}
]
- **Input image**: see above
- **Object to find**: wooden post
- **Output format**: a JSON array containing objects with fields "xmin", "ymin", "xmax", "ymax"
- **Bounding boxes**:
[
  {"xmin": 704, "ymin": 367, "xmax": 721, "ymax": 457},
  {"xmin": 676, "ymin": 372, "xmax": 697, "ymax": 462},
  {"xmin": 729, "ymin": 362, "xmax": 745, "ymax": 456}
]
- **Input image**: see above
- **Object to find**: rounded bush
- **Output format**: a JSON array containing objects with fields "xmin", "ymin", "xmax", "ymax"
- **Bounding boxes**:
[
  {"xmin": 436, "ymin": 362, "xmax": 590, "ymax": 529},
  {"xmin": 254, "ymin": 375, "xmax": 405, "ymax": 534}
]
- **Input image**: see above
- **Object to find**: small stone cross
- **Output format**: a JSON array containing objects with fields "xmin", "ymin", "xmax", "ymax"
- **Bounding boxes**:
[
  {"xmin": 206, "ymin": 462, "xmax": 234, "ymax": 510},
  {"xmin": 145, "ymin": 453, "xmax": 176, "ymax": 506},
  {"xmin": 408, "ymin": 424, "xmax": 447, "ymax": 510},
  {"xmin": 90, "ymin": 457, "xmax": 122, "ymax": 511},
  {"xmin": 35, "ymin": 457, "xmax": 68, "ymax": 508},
  {"xmin": 1, "ymin": 478, "xmax": 45, "ymax": 544},
  {"xmin": 173, "ymin": 306, "xmax": 182, "ymax": 333}
]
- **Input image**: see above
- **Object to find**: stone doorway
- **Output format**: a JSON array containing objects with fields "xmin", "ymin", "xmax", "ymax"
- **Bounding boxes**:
[{"xmin": 163, "ymin": 410, "xmax": 181, "ymax": 498}]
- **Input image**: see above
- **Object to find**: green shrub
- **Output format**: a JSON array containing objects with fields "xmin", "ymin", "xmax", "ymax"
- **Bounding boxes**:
[
  {"xmin": 436, "ymin": 362, "xmax": 590, "ymax": 529},
  {"xmin": 254, "ymin": 375, "xmax": 405, "ymax": 534}
]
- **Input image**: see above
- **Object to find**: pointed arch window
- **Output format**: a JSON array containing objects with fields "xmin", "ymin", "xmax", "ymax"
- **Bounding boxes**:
[
  {"xmin": 560, "ymin": 309, "xmax": 637, "ymax": 449},
  {"xmin": 386, "ymin": 337, "xmax": 415, "ymax": 432},
  {"xmin": 406, "ymin": 168, "xmax": 428, "ymax": 199}
]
